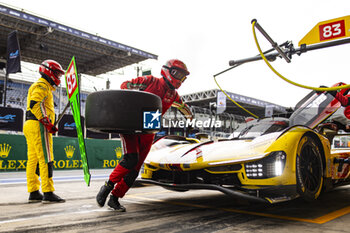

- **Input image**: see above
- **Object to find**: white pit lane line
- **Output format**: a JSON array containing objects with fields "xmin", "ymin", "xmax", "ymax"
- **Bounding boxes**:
[
  {"xmin": 0, "ymin": 199, "xmax": 154, "ymax": 224},
  {"xmin": 0, "ymin": 174, "xmax": 109, "ymax": 185},
  {"xmin": 0, "ymin": 208, "xmax": 110, "ymax": 224}
]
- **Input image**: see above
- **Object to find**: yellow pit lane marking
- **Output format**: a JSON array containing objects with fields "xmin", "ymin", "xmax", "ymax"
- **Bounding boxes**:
[
  {"xmin": 311, "ymin": 206, "xmax": 350, "ymax": 224},
  {"xmin": 127, "ymin": 195, "xmax": 350, "ymax": 224}
]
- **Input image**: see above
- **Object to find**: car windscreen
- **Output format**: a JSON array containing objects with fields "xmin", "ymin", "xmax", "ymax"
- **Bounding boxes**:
[{"xmin": 237, "ymin": 120, "xmax": 288, "ymax": 139}]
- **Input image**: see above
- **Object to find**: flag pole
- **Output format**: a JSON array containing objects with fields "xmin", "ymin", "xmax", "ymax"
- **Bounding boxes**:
[{"xmin": 3, "ymin": 72, "xmax": 8, "ymax": 107}]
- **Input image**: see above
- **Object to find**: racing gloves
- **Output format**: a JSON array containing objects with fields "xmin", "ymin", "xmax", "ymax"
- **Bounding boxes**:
[{"xmin": 39, "ymin": 117, "xmax": 58, "ymax": 134}]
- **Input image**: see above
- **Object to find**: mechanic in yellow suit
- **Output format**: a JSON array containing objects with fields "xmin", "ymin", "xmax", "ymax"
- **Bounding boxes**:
[{"xmin": 23, "ymin": 60, "xmax": 65, "ymax": 203}]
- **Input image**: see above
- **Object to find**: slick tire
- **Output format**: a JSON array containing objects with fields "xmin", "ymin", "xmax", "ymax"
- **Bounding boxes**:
[
  {"xmin": 296, "ymin": 134, "xmax": 323, "ymax": 201},
  {"xmin": 85, "ymin": 90, "xmax": 162, "ymax": 134}
]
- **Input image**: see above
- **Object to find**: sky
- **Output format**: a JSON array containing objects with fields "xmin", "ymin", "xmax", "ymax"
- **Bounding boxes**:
[{"xmin": 1, "ymin": 0, "xmax": 350, "ymax": 108}]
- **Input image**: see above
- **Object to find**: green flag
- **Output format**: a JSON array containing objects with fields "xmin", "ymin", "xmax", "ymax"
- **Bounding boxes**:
[{"xmin": 65, "ymin": 56, "xmax": 91, "ymax": 186}]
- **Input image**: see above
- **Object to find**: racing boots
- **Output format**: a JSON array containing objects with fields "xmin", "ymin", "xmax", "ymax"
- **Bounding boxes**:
[
  {"xmin": 28, "ymin": 190, "xmax": 43, "ymax": 203},
  {"xmin": 96, "ymin": 180, "xmax": 114, "ymax": 207},
  {"xmin": 42, "ymin": 192, "xmax": 65, "ymax": 203},
  {"xmin": 107, "ymin": 195, "xmax": 126, "ymax": 212}
]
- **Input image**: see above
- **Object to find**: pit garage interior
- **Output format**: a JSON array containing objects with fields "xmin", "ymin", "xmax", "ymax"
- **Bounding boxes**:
[{"xmin": 0, "ymin": 4, "xmax": 290, "ymax": 140}]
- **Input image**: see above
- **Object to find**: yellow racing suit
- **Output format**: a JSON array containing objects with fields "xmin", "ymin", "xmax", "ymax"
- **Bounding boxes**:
[{"xmin": 23, "ymin": 77, "xmax": 56, "ymax": 193}]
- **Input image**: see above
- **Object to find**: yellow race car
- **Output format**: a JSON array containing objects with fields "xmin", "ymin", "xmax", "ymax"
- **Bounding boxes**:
[{"xmin": 139, "ymin": 89, "xmax": 350, "ymax": 203}]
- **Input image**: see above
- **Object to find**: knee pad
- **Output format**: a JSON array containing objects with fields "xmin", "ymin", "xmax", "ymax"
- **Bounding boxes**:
[
  {"xmin": 119, "ymin": 153, "xmax": 139, "ymax": 170},
  {"xmin": 124, "ymin": 169, "xmax": 139, "ymax": 187}
]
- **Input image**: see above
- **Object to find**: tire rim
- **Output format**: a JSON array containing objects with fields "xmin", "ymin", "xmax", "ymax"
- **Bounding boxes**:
[{"xmin": 299, "ymin": 143, "xmax": 322, "ymax": 192}]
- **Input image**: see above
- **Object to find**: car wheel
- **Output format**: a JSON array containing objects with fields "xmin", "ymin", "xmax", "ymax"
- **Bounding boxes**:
[
  {"xmin": 85, "ymin": 90, "xmax": 162, "ymax": 134},
  {"xmin": 296, "ymin": 134, "xmax": 323, "ymax": 201}
]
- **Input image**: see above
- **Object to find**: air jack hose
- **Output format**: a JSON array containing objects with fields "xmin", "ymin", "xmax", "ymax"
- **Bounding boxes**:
[{"xmin": 251, "ymin": 20, "xmax": 350, "ymax": 92}]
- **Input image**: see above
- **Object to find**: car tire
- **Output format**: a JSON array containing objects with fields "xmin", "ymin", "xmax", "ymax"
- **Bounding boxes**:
[
  {"xmin": 296, "ymin": 134, "xmax": 323, "ymax": 201},
  {"xmin": 85, "ymin": 90, "xmax": 162, "ymax": 134}
]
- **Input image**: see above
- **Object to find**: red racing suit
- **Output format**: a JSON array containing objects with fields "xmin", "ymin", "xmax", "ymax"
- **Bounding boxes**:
[
  {"xmin": 333, "ymin": 92, "xmax": 350, "ymax": 119},
  {"xmin": 109, "ymin": 75, "xmax": 192, "ymax": 198}
]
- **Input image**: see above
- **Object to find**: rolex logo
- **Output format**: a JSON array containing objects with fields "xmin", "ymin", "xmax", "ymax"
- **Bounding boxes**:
[
  {"xmin": 64, "ymin": 145, "xmax": 75, "ymax": 158},
  {"xmin": 0, "ymin": 143, "xmax": 11, "ymax": 158},
  {"xmin": 115, "ymin": 147, "xmax": 123, "ymax": 159}
]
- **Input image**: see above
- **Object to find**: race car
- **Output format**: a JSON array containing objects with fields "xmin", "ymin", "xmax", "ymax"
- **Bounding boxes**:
[{"xmin": 139, "ymin": 87, "xmax": 350, "ymax": 203}]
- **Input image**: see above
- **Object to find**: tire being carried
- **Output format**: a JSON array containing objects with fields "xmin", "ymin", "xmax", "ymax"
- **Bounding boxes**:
[{"xmin": 85, "ymin": 90, "xmax": 162, "ymax": 134}]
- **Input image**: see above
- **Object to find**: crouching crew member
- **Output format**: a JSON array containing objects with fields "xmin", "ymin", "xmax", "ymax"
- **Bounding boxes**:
[{"xmin": 96, "ymin": 59, "xmax": 193, "ymax": 211}]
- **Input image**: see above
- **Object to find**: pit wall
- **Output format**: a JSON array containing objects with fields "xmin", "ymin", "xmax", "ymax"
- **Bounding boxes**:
[{"xmin": 0, "ymin": 134, "xmax": 123, "ymax": 171}]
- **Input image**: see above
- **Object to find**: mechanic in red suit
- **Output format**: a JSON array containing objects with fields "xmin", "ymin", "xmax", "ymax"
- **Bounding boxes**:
[
  {"xmin": 330, "ymin": 90, "xmax": 350, "ymax": 120},
  {"xmin": 317, "ymin": 85, "xmax": 350, "ymax": 133},
  {"xmin": 96, "ymin": 59, "xmax": 193, "ymax": 211},
  {"xmin": 327, "ymin": 88, "xmax": 350, "ymax": 131}
]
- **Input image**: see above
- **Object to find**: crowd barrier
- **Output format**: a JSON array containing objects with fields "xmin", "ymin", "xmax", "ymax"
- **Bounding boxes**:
[{"xmin": 0, "ymin": 134, "xmax": 122, "ymax": 171}]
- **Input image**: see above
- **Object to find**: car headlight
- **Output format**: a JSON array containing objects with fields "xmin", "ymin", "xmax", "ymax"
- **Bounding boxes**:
[{"xmin": 244, "ymin": 151, "xmax": 286, "ymax": 179}]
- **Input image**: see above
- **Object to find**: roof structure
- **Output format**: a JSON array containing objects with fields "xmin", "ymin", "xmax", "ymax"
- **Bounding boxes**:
[
  {"xmin": 181, "ymin": 89, "xmax": 290, "ymax": 118},
  {"xmin": 0, "ymin": 4, "xmax": 157, "ymax": 76}
]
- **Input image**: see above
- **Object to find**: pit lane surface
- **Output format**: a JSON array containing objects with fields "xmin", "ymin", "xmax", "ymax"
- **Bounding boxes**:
[{"xmin": 1, "ymin": 170, "xmax": 350, "ymax": 232}]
